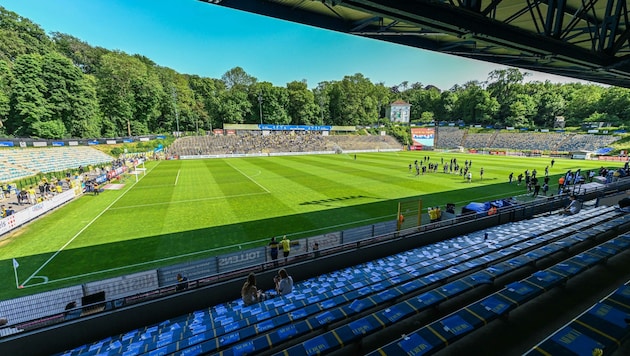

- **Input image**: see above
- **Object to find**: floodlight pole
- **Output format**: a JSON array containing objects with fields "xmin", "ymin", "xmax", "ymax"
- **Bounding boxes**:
[
  {"xmin": 172, "ymin": 88, "xmax": 180, "ymax": 136},
  {"xmin": 257, "ymin": 92, "xmax": 263, "ymax": 125}
]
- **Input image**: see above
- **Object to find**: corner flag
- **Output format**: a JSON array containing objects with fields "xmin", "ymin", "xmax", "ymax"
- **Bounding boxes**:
[{"xmin": 12, "ymin": 258, "xmax": 19, "ymax": 268}]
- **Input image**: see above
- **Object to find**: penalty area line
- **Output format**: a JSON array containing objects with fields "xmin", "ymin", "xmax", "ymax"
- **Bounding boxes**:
[
  {"xmin": 224, "ymin": 160, "xmax": 270, "ymax": 193},
  {"xmin": 19, "ymin": 161, "xmax": 161, "ymax": 288},
  {"xmin": 174, "ymin": 169, "xmax": 181, "ymax": 186}
]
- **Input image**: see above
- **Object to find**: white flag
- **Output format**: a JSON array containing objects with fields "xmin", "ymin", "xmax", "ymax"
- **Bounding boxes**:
[{"xmin": 12, "ymin": 258, "xmax": 19, "ymax": 268}]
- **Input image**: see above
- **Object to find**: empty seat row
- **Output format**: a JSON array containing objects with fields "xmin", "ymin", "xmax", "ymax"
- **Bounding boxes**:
[
  {"xmin": 56, "ymin": 208, "xmax": 623, "ymax": 356},
  {"xmin": 525, "ymin": 281, "xmax": 630, "ymax": 356},
  {"xmin": 368, "ymin": 232, "xmax": 630, "ymax": 356}
]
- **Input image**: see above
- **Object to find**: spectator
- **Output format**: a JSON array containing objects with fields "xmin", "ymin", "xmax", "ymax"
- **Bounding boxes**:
[
  {"xmin": 312, "ymin": 242, "xmax": 320, "ymax": 258},
  {"xmin": 64, "ymin": 302, "xmax": 80, "ymax": 321},
  {"xmin": 269, "ymin": 237, "xmax": 279, "ymax": 267},
  {"xmin": 241, "ymin": 273, "xmax": 262, "ymax": 306},
  {"xmin": 561, "ymin": 195, "xmax": 581, "ymax": 215},
  {"xmin": 0, "ymin": 317, "xmax": 7, "ymax": 326},
  {"xmin": 281, "ymin": 235, "xmax": 291, "ymax": 262},
  {"xmin": 176, "ymin": 273, "xmax": 188, "ymax": 291},
  {"xmin": 274, "ymin": 268, "xmax": 294, "ymax": 296}
]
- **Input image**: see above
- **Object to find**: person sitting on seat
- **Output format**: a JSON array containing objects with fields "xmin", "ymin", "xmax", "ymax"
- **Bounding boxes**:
[
  {"xmin": 561, "ymin": 195, "xmax": 581, "ymax": 215},
  {"xmin": 241, "ymin": 273, "xmax": 262, "ymax": 306},
  {"xmin": 274, "ymin": 268, "xmax": 294, "ymax": 296}
]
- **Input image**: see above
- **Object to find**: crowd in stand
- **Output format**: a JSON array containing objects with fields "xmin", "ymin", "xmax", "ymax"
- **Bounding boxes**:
[
  {"xmin": 169, "ymin": 132, "xmax": 402, "ymax": 157},
  {"xmin": 435, "ymin": 127, "xmax": 465, "ymax": 148},
  {"xmin": 436, "ymin": 127, "xmax": 618, "ymax": 152}
]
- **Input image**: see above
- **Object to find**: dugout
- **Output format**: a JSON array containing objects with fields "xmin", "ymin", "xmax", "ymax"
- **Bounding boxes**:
[{"xmin": 461, "ymin": 198, "xmax": 518, "ymax": 216}]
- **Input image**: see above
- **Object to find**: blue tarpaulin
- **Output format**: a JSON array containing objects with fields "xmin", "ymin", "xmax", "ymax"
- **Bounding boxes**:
[{"xmin": 595, "ymin": 147, "xmax": 614, "ymax": 155}]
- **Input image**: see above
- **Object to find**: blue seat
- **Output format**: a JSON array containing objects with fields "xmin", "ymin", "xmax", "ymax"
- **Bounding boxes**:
[
  {"xmin": 548, "ymin": 260, "xmax": 586, "ymax": 278},
  {"xmin": 496, "ymin": 281, "xmax": 544, "ymax": 306},
  {"xmin": 532, "ymin": 326, "xmax": 607, "ymax": 355},
  {"xmin": 524, "ymin": 270, "xmax": 566, "ymax": 291}
]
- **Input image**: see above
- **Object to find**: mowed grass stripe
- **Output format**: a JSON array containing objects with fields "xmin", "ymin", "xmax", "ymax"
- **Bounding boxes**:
[
  {"xmin": 245, "ymin": 156, "xmax": 383, "ymax": 214},
  {"xmin": 248, "ymin": 156, "xmax": 396, "ymax": 226},
  {"xmin": 0, "ymin": 153, "xmax": 613, "ymax": 299},
  {"xmin": 289, "ymin": 154, "xmax": 435, "ymax": 194}
]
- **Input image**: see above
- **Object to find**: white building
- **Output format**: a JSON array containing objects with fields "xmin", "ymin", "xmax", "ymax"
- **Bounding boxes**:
[{"xmin": 386, "ymin": 100, "xmax": 411, "ymax": 123}]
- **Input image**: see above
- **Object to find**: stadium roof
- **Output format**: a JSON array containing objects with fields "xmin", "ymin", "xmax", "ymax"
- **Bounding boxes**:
[{"xmin": 200, "ymin": 0, "xmax": 630, "ymax": 88}]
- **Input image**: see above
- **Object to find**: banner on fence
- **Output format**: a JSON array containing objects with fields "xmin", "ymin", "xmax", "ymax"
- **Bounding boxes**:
[
  {"xmin": 0, "ymin": 189, "xmax": 76, "ymax": 237},
  {"xmin": 410, "ymin": 127, "xmax": 435, "ymax": 148},
  {"xmin": 84, "ymin": 270, "xmax": 160, "ymax": 300}
]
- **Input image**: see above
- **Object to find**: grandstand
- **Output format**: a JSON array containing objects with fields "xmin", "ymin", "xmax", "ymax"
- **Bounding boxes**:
[
  {"xmin": 3, "ymin": 178, "xmax": 630, "ymax": 355},
  {"xmin": 436, "ymin": 127, "xmax": 619, "ymax": 152},
  {"xmin": 168, "ymin": 133, "xmax": 402, "ymax": 157},
  {"xmin": 0, "ymin": 147, "xmax": 114, "ymax": 183}
]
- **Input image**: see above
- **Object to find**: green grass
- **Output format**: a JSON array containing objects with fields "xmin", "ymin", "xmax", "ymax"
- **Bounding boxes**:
[{"xmin": 0, "ymin": 152, "xmax": 610, "ymax": 300}]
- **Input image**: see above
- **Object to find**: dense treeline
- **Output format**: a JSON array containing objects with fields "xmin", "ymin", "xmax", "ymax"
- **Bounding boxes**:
[{"xmin": 0, "ymin": 7, "xmax": 629, "ymax": 139}]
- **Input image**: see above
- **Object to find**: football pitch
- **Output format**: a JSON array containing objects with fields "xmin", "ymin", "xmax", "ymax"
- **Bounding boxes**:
[{"xmin": 0, "ymin": 152, "xmax": 609, "ymax": 300}]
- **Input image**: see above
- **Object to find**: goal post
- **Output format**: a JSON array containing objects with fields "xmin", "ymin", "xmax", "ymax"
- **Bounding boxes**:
[{"xmin": 397, "ymin": 199, "xmax": 422, "ymax": 231}]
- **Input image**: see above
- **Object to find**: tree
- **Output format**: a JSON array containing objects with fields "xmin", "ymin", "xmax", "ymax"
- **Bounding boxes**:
[
  {"xmin": 564, "ymin": 84, "xmax": 603, "ymax": 124},
  {"xmin": 419, "ymin": 111, "xmax": 434, "ymax": 124},
  {"xmin": 0, "ymin": 59, "xmax": 11, "ymax": 133},
  {"xmin": 328, "ymin": 73, "xmax": 376, "ymax": 126},
  {"xmin": 0, "ymin": 7, "xmax": 52, "ymax": 62},
  {"xmin": 96, "ymin": 52, "xmax": 160, "ymax": 136},
  {"xmin": 8, "ymin": 54, "xmax": 49, "ymax": 136},
  {"xmin": 69, "ymin": 74, "xmax": 102, "ymax": 137},
  {"xmin": 435, "ymin": 90, "xmax": 457, "ymax": 121},
  {"xmin": 487, "ymin": 68, "xmax": 529, "ymax": 120},
  {"xmin": 452, "ymin": 81, "xmax": 499, "ymax": 124},
  {"xmin": 406, "ymin": 85, "xmax": 441, "ymax": 121},
  {"xmin": 252, "ymin": 82, "xmax": 290, "ymax": 124},
  {"xmin": 51, "ymin": 32, "xmax": 108, "ymax": 74},
  {"xmin": 286, "ymin": 80, "xmax": 319, "ymax": 125},
  {"xmin": 372, "ymin": 82, "xmax": 391, "ymax": 124},
  {"xmin": 188, "ymin": 75, "xmax": 224, "ymax": 132},
  {"xmin": 598, "ymin": 87, "xmax": 630, "ymax": 121},
  {"xmin": 527, "ymin": 81, "xmax": 566, "ymax": 127},
  {"xmin": 217, "ymin": 89, "xmax": 251, "ymax": 125},
  {"xmin": 221, "ymin": 66, "xmax": 256, "ymax": 91},
  {"xmin": 313, "ymin": 82, "xmax": 332, "ymax": 125},
  {"xmin": 505, "ymin": 94, "xmax": 537, "ymax": 127}
]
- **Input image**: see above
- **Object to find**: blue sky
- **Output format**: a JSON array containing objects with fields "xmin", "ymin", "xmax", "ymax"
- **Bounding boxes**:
[{"xmin": 1, "ymin": 0, "xmax": 586, "ymax": 90}]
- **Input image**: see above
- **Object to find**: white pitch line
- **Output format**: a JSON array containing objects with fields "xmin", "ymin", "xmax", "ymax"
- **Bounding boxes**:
[
  {"xmin": 224, "ymin": 160, "xmax": 270, "ymax": 193},
  {"xmin": 20, "ymin": 237, "xmax": 274, "ymax": 287},
  {"xmin": 21, "ymin": 161, "xmax": 161, "ymax": 287},
  {"xmin": 174, "ymin": 169, "xmax": 181, "ymax": 186},
  {"xmin": 109, "ymin": 191, "xmax": 270, "ymax": 210}
]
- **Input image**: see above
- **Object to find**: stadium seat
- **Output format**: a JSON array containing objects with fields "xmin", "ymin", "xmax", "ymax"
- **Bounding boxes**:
[
  {"xmin": 525, "ymin": 282, "xmax": 630, "ymax": 356},
  {"xmin": 57, "ymin": 208, "xmax": 626, "ymax": 356},
  {"xmin": 370, "ymin": 233, "xmax": 630, "ymax": 356}
]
